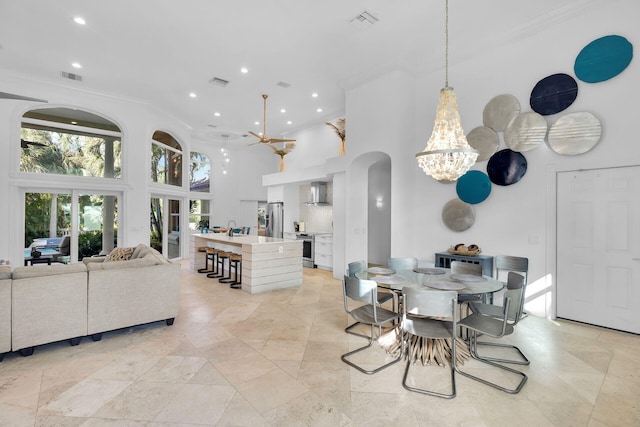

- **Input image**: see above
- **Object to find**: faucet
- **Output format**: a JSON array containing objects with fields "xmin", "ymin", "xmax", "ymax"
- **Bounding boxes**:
[{"xmin": 227, "ymin": 220, "xmax": 237, "ymax": 237}]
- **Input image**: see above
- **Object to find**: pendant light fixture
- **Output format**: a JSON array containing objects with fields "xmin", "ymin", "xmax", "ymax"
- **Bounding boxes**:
[{"xmin": 415, "ymin": 0, "xmax": 478, "ymax": 182}]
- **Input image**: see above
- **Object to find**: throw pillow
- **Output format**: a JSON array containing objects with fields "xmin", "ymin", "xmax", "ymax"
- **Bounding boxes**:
[{"xmin": 104, "ymin": 246, "xmax": 135, "ymax": 262}]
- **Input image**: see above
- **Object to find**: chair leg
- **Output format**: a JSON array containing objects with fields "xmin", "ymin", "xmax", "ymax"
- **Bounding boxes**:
[
  {"xmin": 455, "ymin": 331, "xmax": 527, "ymax": 394},
  {"xmin": 401, "ymin": 333, "xmax": 456, "ymax": 398},
  {"xmin": 471, "ymin": 340, "xmax": 529, "ymax": 365},
  {"xmin": 341, "ymin": 323, "xmax": 402, "ymax": 375}
]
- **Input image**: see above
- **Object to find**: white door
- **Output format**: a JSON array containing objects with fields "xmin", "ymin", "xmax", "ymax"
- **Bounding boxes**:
[{"xmin": 557, "ymin": 166, "xmax": 640, "ymax": 333}]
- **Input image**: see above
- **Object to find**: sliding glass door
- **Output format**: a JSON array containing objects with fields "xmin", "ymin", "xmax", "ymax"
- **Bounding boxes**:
[
  {"xmin": 150, "ymin": 195, "xmax": 181, "ymax": 259},
  {"xmin": 24, "ymin": 190, "xmax": 119, "ymax": 262}
]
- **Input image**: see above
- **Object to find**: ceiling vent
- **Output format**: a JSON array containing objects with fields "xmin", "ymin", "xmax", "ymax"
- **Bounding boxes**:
[
  {"xmin": 277, "ymin": 81, "xmax": 291, "ymax": 88},
  {"xmin": 207, "ymin": 124, "xmax": 217, "ymax": 128},
  {"xmin": 209, "ymin": 77, "xmax": 229, "ymax": 87},
  {"xmin": 350, "ymin": 10, "xmax": 379, "ymax": 30},
  {"xmin": 61, "ymin": 71, "xmax": 83, "ymax": 81}
]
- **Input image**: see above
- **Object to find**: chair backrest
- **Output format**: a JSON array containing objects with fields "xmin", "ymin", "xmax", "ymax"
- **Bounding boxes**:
[
  {"xmin": 450, "ymin": 261, "xmax": 482, "ymax": 276},
  {"xmin": 387, "ymin": 257, "xmax": 418, "ymax": 271},
  {"xmin": 347, "ymin": 260, "xmax": 367, "ymax": 278},
  {"xmin": 403, "ymin": 287, "xmax": 457, "ymax": 319},
  {"xmin": 504, "ymin": 272, "xmax": 525, "ymax": 323},
  {"xmin": 343, "ymin": 275, "xmax": 378, "ymax": 314},
  {"xmin": 496, "ymin": 255, "xmax": 528, "ymax": 284}
]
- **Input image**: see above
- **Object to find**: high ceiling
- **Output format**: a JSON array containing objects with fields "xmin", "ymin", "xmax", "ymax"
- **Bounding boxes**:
[{"xmin": 0, "ymin": 0, "xmax": 600, "ymax": 144}]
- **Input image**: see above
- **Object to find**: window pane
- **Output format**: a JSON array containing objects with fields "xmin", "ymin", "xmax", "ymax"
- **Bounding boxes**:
[
  {"xmin": 78, "ymin": 194, "xmax": 118, "ymax": 258},
  {"xmin": 190, "ymin": 152, "xmax": 210, "ymax": 192},
  {"xmin": 150, "ymin": 197, "xmax": 163, "ymax": 253},
  {"xmin": 189, "ymin": 199, "xmax": 210, "ymax": 231},
  {"xmin": 20, "ymin": 125, "xmax": 121, "ymax": 178}
]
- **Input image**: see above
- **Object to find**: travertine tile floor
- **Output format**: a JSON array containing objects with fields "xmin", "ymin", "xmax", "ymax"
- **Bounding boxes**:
[{"xmin": 0, "ymin": 262, "xmax": 638, "ymax": 426}]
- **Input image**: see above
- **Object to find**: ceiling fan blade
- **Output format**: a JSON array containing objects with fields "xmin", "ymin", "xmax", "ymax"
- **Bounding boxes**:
[
  {"xmin": 268, "ymin": 138, "xmax": 297, "ymax": 143},
  {"xmin": 21, "ymin": 139, "xmax": 47, "ymax": 148},
  {"xmin": 248, "ymin": 131, "xmax": 263, "ymax": 139},
  {"xmin": 0, "ymin": 91, "xmax": 48, "ymax": 103}
]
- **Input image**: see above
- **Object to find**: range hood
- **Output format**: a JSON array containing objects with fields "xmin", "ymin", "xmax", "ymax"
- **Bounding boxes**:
[{"xmin": 305, "ymin": 181, "xmax": 331, "ymax": 205}]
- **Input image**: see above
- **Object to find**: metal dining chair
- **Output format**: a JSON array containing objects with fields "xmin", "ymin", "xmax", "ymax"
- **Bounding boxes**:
[
  {"xmin": 456, "ymin": 273, "xmax": 528, "ymax": 394},
  {"xmin": 401, "ymin": 287, "xmax": 458, "ymax": 398},
  {"xmin": 341, "ymin": 275, "xmax": 402, "ymax": 374},
  {"xmin": 387, "ymin": 257, "xmax": 418, "ymax": 271},
  {"xmin": 467, "ymin": 272, "xmax": 529, "ymax": 365},
  {"xmin": 495, "ymin": 255, "xmax": 529, "ymax": 318},
  {"xmin": 345, "ymin": 261, "xmax": 395, "ymax": 337},
  {"xmin": 450, "ymin": 261, "xmax": 483, "ymax": 325}
]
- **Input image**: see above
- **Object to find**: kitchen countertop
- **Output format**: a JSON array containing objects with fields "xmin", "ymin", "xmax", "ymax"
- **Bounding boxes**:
[{"xmin": 193, "ymin": 233, "xmax": 291, "ymax": 247}]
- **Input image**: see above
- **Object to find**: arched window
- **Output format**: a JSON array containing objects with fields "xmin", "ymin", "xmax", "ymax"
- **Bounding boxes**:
[
  {"xmin": 20, "ymin": 107, "xmax": 122, "ymax": 178},
  {"xmin": 151, "ymin": 130, "xmax": 182, "ymax": 187}
]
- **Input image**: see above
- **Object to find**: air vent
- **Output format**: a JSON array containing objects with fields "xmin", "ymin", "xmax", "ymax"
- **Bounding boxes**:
[
  {"xmin": 207, "ymin": 124, "xmax": 217, "ymax": 128},
  {"xmin": 209, "ymin": 77, "xmax": 229, "ymax": 87},
  {"xmin": 277, "ymin": 81, "xmax": 291, "ymax": 88},
  {"xmin": 61, "ymin": 71, "xmax": 83, "ymax": 81},
  {"xmin": 350, "ymin": 10, "xmax": 379, "ymax": 30}
]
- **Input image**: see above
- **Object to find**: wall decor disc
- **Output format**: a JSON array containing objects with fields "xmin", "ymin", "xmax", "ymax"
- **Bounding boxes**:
[
  {"xmin": 467, "ymin": 126, "xmax": 499, "ymax": 161},
  {"xmin": 456, "ymin": 170, "xmax": 492, "ymax": 204},
  {"xmin": 487, "ymin": 149, "xmax": 527, "ymax": 186},
  {"xmin": 575, "ymin": 35, "xmax": 633, "ymax": 83},
  {"xmin": 483, "ymin": 94, "xmax": 521, "ymax": 131},
  {"xmin": 442, "ymin": 199, "xmax": 475, "ymax": 232},
  {"xmin": 530, "ymin": 73, "xmax": 578, "ymax": 115},
  {"xmin": 547, "ymin": 112, "xmax": 602, "ymax": 155},
  {"xmin": 504, "ymin": 111, "xmax": 548, "ymax": 152}
]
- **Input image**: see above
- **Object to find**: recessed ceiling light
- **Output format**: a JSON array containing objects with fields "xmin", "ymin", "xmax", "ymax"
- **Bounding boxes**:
[
  {"xmin": 240, "ymin": 67, "xmax": 248, "ymax": 74},
  {"xmin": 280, "ymin": 108, "xmax": 286, "ymax": 113},
  {"xmin": 287, "ymin": 121, "xmax": 292, "ymax": 125},
  {"xmin": 316, "ymin": 108, "xmax": 323, "ymax": 113},
  {"xmin": 189, "ymin": 92, "xmax": 197, "ymax": 98},
  {"xmin": 312, "ymin": 92, "xmax": 318, "ymax": 98},
  {"xmin": 70, "ymin": 121, "xmax": 78, "ymax": 125},
  {"xmin": 254, "ymin": 121, "xmax": 260, "ymax": 126},
  {"xmin": 71, "ymin": 62, "xmax": 82, "ymax": 69},
  {"xmin": 74, "ymin": 17, "xmax": 86, "ymax": 25},
  {"xmin": 213, "ymin": 112, "xmax": 221, "ymax": 117},
  {"xmin": 225, "ymin": 158, "xmax": 230, "ymax": 163}
]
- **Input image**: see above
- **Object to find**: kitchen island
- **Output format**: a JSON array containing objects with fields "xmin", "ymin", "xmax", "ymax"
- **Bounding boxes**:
[{"xmin": 190, "ymin": 233, "xmax": 303, "ymax": 294}]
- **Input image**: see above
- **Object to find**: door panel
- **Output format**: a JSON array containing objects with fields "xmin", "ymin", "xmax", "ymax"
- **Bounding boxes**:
[{"xmin": 557, "ymin": 166, "xmax": 640, "ymax": 333}]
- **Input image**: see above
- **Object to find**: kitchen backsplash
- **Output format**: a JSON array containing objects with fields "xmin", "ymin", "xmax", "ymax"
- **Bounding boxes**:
[{"xmin": 298, "ymin": 182, "xmax": 333, "ymax": 233}]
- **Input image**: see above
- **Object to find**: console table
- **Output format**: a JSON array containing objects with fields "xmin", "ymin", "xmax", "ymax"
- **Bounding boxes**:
[{"xmin": 434, "ymin": 252, "xmax": 494, "ymax": 277}]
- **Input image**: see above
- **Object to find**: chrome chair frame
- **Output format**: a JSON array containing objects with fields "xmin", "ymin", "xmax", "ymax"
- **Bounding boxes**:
[
  {"xmin": 456, "ymin": 278, "xmax": 528, "ymax": 394},
  {"xmin": 467, "ymin": 272, "xmax": 529, "ymax": 365},
  {"xmin": 401, "ymin": 287, "xmax": 458, "ymax": 398},
  {"xmin": 345, "ymin": 261, "xmax": 394, "ymax": 338},
  {"xmin": 341, "ymin": 275, "xmax": 402, "ymax": 374}
]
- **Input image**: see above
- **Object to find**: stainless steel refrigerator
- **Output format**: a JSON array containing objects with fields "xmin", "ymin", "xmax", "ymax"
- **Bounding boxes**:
[{"xmin": 265, "ymin": 202, "xmax": 284, "ymax": 238}]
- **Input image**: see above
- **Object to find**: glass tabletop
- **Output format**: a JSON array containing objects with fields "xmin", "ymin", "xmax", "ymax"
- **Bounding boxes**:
[{"xmin": 355, "ymin": 268, "xmax": 503, "ymax": 295}]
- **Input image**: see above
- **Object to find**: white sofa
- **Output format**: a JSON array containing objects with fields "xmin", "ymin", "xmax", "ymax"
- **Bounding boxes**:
[
  {"xmin": 83, "ymin": 244, "xmax": 180, "ymax": 341},
  {"xmin": 7, "ymin": 244, "xmax": 180, "ymax": 357},
  {"xmin": 11, "ymin": 263, "xmax": 88, "ymax": 356},
  {"xmin": 0, "ymin": 266, "xmax": 11, "ymax": 360}
]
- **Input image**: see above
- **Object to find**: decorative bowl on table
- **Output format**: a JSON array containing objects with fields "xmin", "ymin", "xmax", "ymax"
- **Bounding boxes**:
[{"xmin": 447, "ymin": 243, "xmax": 481, "ymax": 256}]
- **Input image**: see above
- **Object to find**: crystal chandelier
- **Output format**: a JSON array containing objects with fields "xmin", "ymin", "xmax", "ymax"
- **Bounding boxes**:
[{"xmin": 416, "ymin": 0, "xmax": 478, "ymax": 182}]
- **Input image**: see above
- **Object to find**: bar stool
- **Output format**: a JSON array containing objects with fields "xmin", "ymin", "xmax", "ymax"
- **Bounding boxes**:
[
  {"xmin": 228, "ymin": 253, "xmax": 242, "ymax": 289},
  {"xmin": 216, "ymin": 251, "xmax": 232, "ymax": 282},
  {"xmin": 197, "ymin": 247, "xmax": 213, "ymax": 273},
  {"xmin": 207, "ymin": 248, "xmax": 222, "ymax": 279}
]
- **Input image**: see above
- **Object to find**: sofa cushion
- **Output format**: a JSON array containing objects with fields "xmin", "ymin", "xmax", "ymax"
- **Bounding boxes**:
[
  {"xmin": 0, "ymin": 265, "xmax": 10, "ymax": 280},
  {"xmin": 12, "ymin": 263, "xmax": 87, "ymax": 279},
  {"xmin": 86, "ymin": 257, "xmax": 157, "ymax": 271},
  {"xmin": 104, "ymin": 246, "xmax": 135, "ymax": 262}
]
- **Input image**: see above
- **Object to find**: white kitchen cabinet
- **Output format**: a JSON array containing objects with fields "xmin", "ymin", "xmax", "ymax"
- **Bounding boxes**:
[{"xmin": 314, "ymin": 234, "xmax": 333, "ymax": 271}]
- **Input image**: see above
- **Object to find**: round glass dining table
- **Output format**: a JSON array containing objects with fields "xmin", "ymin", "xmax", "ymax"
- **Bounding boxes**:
[{"xmin": 355, "ymin": 266, "xmax": 504, "ymax": 297}]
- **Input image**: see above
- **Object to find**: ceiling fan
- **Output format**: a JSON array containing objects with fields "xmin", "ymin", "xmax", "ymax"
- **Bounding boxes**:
[
  {"xmin": 21, "ymin": 139, "xmax": 47, "ymax": 149},
  {"xmin": 248, "ymin": 94, "xmax": 296, "ymax": 145}
]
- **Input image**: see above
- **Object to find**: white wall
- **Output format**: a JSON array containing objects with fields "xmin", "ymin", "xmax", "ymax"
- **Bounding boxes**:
[
  {"xmin": 0, "ymin": 71, "xmax": 274, "ymax": 264},
  {"xmin": 269, "ymin": 1, "xmax": 640, "ymax": 317}
]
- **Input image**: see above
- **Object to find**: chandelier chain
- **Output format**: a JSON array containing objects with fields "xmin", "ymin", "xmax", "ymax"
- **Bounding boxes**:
[{"xmin": 445, "ymin": 0, "xmax": 449, "ymax": 87}]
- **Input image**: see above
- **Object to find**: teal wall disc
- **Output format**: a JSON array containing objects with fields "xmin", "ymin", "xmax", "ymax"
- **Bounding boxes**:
[
  {"xmin": 456, "ymin": 170, "xmax": 492, "ymax": 204},
  {"xmin": 574, "ymin": 35, "xmax": 633, "ymax": 83}
]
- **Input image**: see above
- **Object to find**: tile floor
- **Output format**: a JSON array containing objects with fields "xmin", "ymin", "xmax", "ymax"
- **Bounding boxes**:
[{"xmin": 0, "ymin": 262, "xmax": 638, "ymax": 426}]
